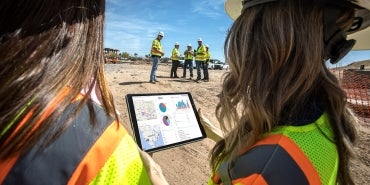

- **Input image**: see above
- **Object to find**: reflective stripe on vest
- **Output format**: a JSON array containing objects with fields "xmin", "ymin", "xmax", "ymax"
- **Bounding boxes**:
[
  {"xmin": 3, "ymin": 102, "xmax": 123, "ymax": 184},
  {"xmin": 211, "ymin": 113, "xmax": 337, "ymax": 185},
  {"xmin": 88, "ymin": 125, "xmax": 151, "ymax": 185},
  {"xmin": 212, "ymin": 134, "xmax": 322, "ymax": 185}
]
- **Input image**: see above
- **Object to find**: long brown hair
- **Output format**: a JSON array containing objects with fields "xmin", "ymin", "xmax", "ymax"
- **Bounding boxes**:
[
  {"xmin": 0, "ymin": 0, "xmax": 118, "ymax": 160},
  {"xmin": 211, "ymin": 0, "xmax": 358, "ymax": 184}
]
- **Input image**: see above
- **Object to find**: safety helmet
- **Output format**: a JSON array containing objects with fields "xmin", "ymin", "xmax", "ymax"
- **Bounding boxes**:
[
  {"xmin": 205, "ymin": 44, "xmax": 209, "ymax": 48},
  {"xmin": 197, "ymin": 38, "xmax": 203, "ymax": 42},
  {"xmin": 187, "ymin": 43, "xmax": 192, "ymax": 47},
  {"xmin": 158, "ymin": 31, "xmax": 164, "ymax": 37},
  {"xmin": 224, "ymin": 0, "xmax": 370, "ymax": 50},
  {"xmin": 175, "ymin": 42, "xmax": 179, "ymax": 45}
]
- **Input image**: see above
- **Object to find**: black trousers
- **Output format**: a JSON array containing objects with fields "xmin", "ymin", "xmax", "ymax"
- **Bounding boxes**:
[
  {"xmin": 202, "ymin": 62, "xmax": 209, "ymax": 80},
  {"xmin": 170, "ymin": 60, "xmax": 180, "ymax": 77}
]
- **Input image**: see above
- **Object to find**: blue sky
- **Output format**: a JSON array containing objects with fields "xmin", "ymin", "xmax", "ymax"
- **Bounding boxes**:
[
  {"xmin": 104, "ymin": 0, "xmax": 369, "ymax": 65},
  {"xmin": 326, "ymin": 50, "xmax": 370, "ymax": 68},
  {"xmin": 104, "ymin": 0, "xmax": 233, "ymax": 62}
]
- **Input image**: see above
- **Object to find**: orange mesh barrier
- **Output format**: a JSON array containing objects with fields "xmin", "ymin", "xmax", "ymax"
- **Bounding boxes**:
[{"xmin": 330, "ymin": 69, "xmax": 370, "ymax": 125}]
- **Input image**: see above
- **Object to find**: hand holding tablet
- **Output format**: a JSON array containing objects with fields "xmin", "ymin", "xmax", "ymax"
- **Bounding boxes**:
[{"xmin": 126, "ymin": 92, "xmax": 206, "ymax": 153}]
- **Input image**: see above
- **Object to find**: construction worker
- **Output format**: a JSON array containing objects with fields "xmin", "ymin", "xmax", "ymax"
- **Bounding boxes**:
[
  {"xmin": 170, "ymin": 42, "xmax": 180, "ymax": 78},
  {"xmin": 194, "ymin": 38, "xmax": 207, "ymax": 82},
  {"xmin": 149, "ymin": 31, "xmax": 165, "ymax": 84},
  {"xmin": 0, "ymin": 1, "xmax": 168, "ymax": 184},
  {"xmin": 182, "ymin": 44, "xmax": 194, "ymax": 79},
  {"xmin": 202, "ymin": 44, "xmax": 211, "ymax": 82},
  {"xmin": 201, "ymin": 0, "xmax": 370, "ymax": 184}
]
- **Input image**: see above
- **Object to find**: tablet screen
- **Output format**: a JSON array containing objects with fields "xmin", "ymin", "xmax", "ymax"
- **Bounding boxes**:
[{"xmin": 126, "ymin": 92, "xmax": 206, "ymax": 153}]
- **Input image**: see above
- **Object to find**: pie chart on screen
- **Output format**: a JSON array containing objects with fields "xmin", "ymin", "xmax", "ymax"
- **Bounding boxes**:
[
  {"xmin": 162, "ymin": 116, "xmax": 170, "ymax": 126},
  {"xmin": 159, "ymin": 103, "xmax": 167, "ymax": 112}
]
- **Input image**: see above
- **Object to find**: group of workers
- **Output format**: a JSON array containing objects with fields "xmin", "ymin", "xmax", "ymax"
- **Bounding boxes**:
[{"xmin": 150, "ymin": 32, "xmax": 211, "ymax": 84}]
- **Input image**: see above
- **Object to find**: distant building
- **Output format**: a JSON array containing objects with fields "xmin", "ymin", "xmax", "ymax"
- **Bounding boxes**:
[{"xmin": 104, "ymin": 48, "xmax": 119, "ymax": 63}]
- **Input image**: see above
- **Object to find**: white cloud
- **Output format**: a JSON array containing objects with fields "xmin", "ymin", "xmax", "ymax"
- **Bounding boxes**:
[
  {"xmin": 191, "ymin": 0, "xmax": 224, "ymax": 19},
  {"xmin": 104, "ymin": 9, "xmax": 175, "ymax": 55}
]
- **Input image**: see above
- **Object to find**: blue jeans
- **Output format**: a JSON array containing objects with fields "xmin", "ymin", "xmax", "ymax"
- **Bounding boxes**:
[
  {"xmin": 150, "ymin": 56, "xmax": 159, "ymax": 81},
  {"xmin": 195, "ymin": 60, "xmax": 203, "ymax": 80},
  {"xmin": 183, "ymin": 60, "xmax": 193, "ymax": 78}
]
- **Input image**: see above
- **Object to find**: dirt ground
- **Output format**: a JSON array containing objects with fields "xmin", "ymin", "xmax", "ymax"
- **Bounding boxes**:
[{"xmin": 105, "ymin": 62, "xmax": 369, "ymax": 184}]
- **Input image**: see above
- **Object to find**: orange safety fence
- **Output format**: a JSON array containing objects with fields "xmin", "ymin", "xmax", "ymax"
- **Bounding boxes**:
[{"xmin": 331, "ymin": 69, "xmax": 370, "ymax": 125}]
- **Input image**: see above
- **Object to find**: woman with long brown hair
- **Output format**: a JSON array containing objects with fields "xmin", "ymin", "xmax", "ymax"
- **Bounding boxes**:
[
  {"xmin": 203, "ymin": 0, "xmax": 370, "ymax": 184},
  {"xmin": 0, "ymin": 0, "xmax": 167, "ymax": 184}
]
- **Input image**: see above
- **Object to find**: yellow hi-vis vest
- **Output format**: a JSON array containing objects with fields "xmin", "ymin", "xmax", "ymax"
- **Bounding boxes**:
[
  {"xmin": 195, "ymin": 44, "xmax": 206, "ymax": 61},
  {"xmin": 184, "ymin": 49, "xmax": 194, "ymax": 60},
  {"xmin": 205, "ymin": 51, "xmax": 211, "ymax": 63},
  {"xmin": 171, "ymin": 48, "xmax": 180, "ymax": 60},
  {"xmin": 151, "ymin": 38, "xmax": 162, "ymax": 57},
  {"xmin": 210, "ymin": 113, "xmax": 338, "ymax": 185}
]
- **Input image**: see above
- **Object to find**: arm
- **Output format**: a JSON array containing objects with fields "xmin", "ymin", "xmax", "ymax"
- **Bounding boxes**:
[
  {"xmin": 139, "ymin": 150, "xmax": 169, "ymax": 185},
  {"xmin": 198, "ymin": 108, "xmax": 223, "ymax": 142},
  {"xmin": 151, "ymin": 40, "xmax": 164, "ymax": 56}
]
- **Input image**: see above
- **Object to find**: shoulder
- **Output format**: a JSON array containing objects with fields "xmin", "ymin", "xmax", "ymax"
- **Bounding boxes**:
[
  {"xmin": 3, "ymin": 101, "xmax": 125, "ymax": 184},
  {"xmin": 201, "ymin": 45, "xmax": 207, "ymax": 51},
  {"xmin": 152, "ymin": 39, "xmax": 159, "ymax": 44},
  {"xmin": 216, "ymin": 134, "xmax": 320, "ymax": 185},
  {"xmin": 234, "ymin": 137, "xmax": 309, "ymax": 183}
]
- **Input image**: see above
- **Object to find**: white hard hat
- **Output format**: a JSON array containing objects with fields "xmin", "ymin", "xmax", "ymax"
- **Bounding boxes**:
[
  {"xmin": 205, "ymin": 44, "xmax": 209, "ymax": 48},
  {"xmin": 158, "ymin": 31, "xmax": 164, "ymax": 37},
  {"xmin": 224, "ymin": 0, "xmax": 370, "ymax": 49},
  {"xmin": 348, "ymin": 0, "xmax": 370, "ymax": 49},
  {"xmin": 197, "ymin": 38, "xmax": 202, "ymax": 42},
  {"xmin": 187, "ymin": 43, "xmax": 192, "ymax": 47},
  {"xmin": 175, "ymin": 42, "xmax": 179, "ymax": 45}
]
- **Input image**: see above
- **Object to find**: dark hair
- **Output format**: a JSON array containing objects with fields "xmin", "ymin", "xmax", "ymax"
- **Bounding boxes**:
[
  {"xmin": 212, "ymin": 0, "xmax": 358, "ymax": 184},
  {"xmin": 0, "ymin": 0, "xmax": 118, "ymax": 160}
]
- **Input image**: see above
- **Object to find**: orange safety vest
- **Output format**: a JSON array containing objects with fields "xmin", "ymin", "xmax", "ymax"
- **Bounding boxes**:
[
  {"xmin": 210, "ymin": 113, "xmax": 338, "ymax": 185},
  {"xmin": 0, "ymin": 96, "xmax": 151, "ymax": 184}
]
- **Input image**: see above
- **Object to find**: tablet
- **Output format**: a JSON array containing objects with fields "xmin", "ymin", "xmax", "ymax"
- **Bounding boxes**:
[{"xmin": 126, "ymin": 92, "xmax": 206, "ymax": 153}]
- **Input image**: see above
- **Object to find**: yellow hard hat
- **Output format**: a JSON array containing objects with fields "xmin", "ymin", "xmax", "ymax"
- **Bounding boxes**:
[{"xmin": 224, "ymin": 0, "xmax": 370, "ymax": 50}]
